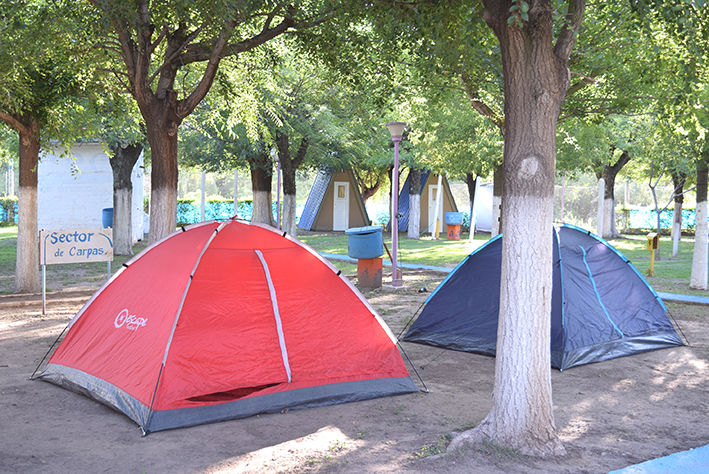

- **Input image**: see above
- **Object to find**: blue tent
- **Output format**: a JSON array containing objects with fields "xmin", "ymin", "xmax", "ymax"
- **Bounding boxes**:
[{"xmin": 402, "ymin": 224, "xmax": 685, "ymax": 370}]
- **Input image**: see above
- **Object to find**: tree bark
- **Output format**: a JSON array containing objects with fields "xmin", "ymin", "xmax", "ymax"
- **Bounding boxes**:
[
  {"xmin": 353, "ymin": 168, "xmax": 384, "ymax": 204},
  {"xmin": 492, "ymin": 163, "xmax": 504, "ymax": 237},
  {"xmin": 145, "ymin": 117, "xmax": 180, "ymax": 243},
  {"xmin": 249, "ymin": 154, "xmax": 275, "ymax": 227},
  {"xmin": 108, "ymin": 143, "xmax": 143, "ymax": 256},
  {"xmin": 450, "ymin": 0, "xmax": 585, "ymax": 457},
  {"xmin": 691, "ymin": 158, "xmax": 708, "ymax": 290},
  {"xmin": 276, "ymin": 132, "xmax": 308, "ymax": 236},
  {"xmin": 408, "ymin": 169, "xmax": 421, "ymax": 239},
  {"xmin": 671, "ymin": 172, "xmax": 686, "ymax": 257},
  {"xmin": 15, "ymin": 119, "xmax": 40, "ymax": 293},
  {"xmin": 595, "ymin": 150, "xmax": 630, "ymax": 239},
  {"xmin": 467, "ymin": 173, "xmax": 478, "ymax": 240}
]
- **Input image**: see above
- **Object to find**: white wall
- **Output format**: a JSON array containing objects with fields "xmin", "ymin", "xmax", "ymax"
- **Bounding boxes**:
[{"xmin": 38, "ymin": 142, "xmax": 145, "ymax": 243}]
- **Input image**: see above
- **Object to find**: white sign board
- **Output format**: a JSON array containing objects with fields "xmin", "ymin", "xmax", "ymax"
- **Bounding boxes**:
[{"xmin": 40, "ymin": 229, "xmax": 113, "ymax": 265}]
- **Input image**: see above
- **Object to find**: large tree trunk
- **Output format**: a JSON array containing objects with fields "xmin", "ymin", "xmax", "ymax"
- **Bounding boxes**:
[
  {"xmin": 691, "ymin": 159, "xmax": 708, "ymax": 290},
  {"xmin": 492, "ymin": 163, "xmax": 503, "ymax": 237},
  {"xmin": 145, "ymin": 110, "xmax": 181, "ymax": 244},
  {"xmin": 15, "ymin": 121, "xmax": 40, "ymax": 293},
  {"xmin": 108, "ymin": 143, "xmax": 143, "ymax": 256},
  {"xmin": 597, "ymin": 150, "xmax": 630, "ymax": 239},
  {"xmin": 466, "ymin": 172, "xmax": 477, "ymax": 238},
  {"xmin": 450, "ymin": 0, "xmax": 584, "ymax": 457},
  {"xmin": 408, "ymin": 169, "xmax": 421, "ymax": 239},
  {"xmin": 249, "ymin": 154, "xmax": 275, "ymax": 227},
  {"xmin": 276, "ymin": 132, "xmax": 308, "ymax": 236}
]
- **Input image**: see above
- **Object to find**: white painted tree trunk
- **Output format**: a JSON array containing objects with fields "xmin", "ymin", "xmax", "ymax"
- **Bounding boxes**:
[
  {"xmin": 491, "ymin": 195, "xmax": 502, "ymax": 238},
  {"xmin": 690, "ymin": 200, "xmax": 708, "ymax": 290},
  {"xmin": 233, "ymin": 170, "xmax": 239, "ymax": 218},
  {"xmin": 408, "ymin": 194, "xmax": 420, "ymax": 239},
  {"xmin": 596, "ymin": 178, "xmax": 605, "ymax": 237},
  {"xmin": 433, "ymin": 173, "xmax": 443, "ymax": 239},
  {"xmin": 251, "ymin": 190, "xmax": 275, "ymax": 226},
  {"xmin": 602, "ymin": 197, "xmax": 617, "ymax": 239},
  {"xmin": 149, "ymin": 186, "xmax": 177, "ymax": 244},
  {"xmin": 470, "ymin": 176, "xmax": 480, "ymax": 243},
  {"xmin": 15, "ymin": 185, "xmax": 39, "ymax": 293},
  {"xmin": 282, "ymin": 193, "xmax": 297, "ymax": 236},
  {"xmin": 113, "ymin": 188, "xmax": 133, "ymax": 256},
  {"xmin": 8, "ymin": 162, "xmax": 14, "ymax": 196},
  {"xmin": 200, "ymin": 171, "xmax": 206, "ymax": 222},
  {"xmin": 489, "ymin": 195, "xmax": 560, "ymax": 455}
]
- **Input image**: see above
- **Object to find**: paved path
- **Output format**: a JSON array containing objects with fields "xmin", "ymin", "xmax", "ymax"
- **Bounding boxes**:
[{"xmin": 608, "ymin": 443, "xmax": 709, "ymax": 474}]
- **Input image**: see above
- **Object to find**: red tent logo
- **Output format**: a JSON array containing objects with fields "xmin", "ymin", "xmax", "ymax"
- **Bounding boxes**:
[{"xmin": 114, "ymin": 309, "xmax": 147, "ymax": 331}]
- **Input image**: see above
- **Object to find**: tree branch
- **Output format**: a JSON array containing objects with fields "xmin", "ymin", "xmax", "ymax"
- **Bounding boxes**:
[
  {"xmin": 554, "ymin": 0, "xmax": 587, "ymax": 63},
  {"xmin": 0, "ymin": 111, "xmax": 29, "ymax": 136}
]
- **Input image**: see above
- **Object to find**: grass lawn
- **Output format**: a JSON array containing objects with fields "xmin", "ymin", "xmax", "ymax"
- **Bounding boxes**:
[{"xmin": 1, "ymin": 225, "xmax": 707, "ymax": 297}]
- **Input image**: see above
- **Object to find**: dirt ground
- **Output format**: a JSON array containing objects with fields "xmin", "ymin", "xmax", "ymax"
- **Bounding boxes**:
[{"xmin": 1, "ymin": 269, "xmax": 708, "ymax": 474}]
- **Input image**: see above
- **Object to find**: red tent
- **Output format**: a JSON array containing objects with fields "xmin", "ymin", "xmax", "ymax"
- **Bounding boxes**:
[{"xmin": 38, "ymin": 220, "xmax": 417, "ymax": 434}]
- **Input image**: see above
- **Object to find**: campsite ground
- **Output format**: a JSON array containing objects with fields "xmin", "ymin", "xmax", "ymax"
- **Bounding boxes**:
[{"xmin": 1, "ymin": 266, "xmax": 708, "ymax": 474}]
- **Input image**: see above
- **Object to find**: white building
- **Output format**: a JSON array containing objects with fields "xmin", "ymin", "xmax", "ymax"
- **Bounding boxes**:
[{"xmin": 38, "ymin": 142, "xmax": 146, "ymax": 243}]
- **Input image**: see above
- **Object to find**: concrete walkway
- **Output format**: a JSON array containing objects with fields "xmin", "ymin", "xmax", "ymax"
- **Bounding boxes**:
[
  {"xmin": 320, "ymin": 253, "xmax": 709, "ymax": 306},
  {"xmin": 608, "ymin": 443, "xmax": 709, "ymax": 474}
]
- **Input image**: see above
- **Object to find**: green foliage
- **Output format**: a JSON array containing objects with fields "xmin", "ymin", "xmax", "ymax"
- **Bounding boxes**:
[{"xmin": 0, "ymin": 195, "xmax": 17, "ymax": 216}]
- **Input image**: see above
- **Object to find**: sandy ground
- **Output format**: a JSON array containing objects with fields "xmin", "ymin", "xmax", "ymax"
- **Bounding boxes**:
[{"xmin": 1, "ymin": 270, "xmax": 708, "ymax": 474}]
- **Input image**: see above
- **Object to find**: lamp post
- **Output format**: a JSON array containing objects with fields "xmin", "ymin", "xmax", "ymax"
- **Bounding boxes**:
[{"xmin": 386, "ymin": 121, "xmax": 406, "ymax": 287}]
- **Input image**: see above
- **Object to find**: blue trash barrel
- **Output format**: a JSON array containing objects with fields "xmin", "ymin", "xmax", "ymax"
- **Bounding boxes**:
[
  {"xmin": 102, "ymin": 208, "xmax": 113, "ymax": 228},
  {"xmin": 345, "ymin": 226, "xmax": 384, "ymax": 259},
  {"xmin": 445, "ymin": 212, "xmax": 463, "ymax": 225}
]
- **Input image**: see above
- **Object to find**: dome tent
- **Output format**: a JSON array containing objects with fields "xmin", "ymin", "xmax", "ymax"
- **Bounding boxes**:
[
  {"xmin": 37, "ymin": 219, "xmax": 417, "ymax": 434},
  {"xmin": 402, "ymin": 224, "xmax": 685, "ymax": 370}
]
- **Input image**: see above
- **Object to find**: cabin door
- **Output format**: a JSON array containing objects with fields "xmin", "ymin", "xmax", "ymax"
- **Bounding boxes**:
[
  {"xmin": 428, "ymin": 184, "xmax": 441, "ymax": 234},
  {"xmin": 333, "ymin": 181, "xmax": 349, "ymax": 231}
]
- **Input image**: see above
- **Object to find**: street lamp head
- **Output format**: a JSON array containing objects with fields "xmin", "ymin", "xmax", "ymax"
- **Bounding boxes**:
[{"xmin": 386, "ymin": 122, "xmax": 407, "ymax": 140}]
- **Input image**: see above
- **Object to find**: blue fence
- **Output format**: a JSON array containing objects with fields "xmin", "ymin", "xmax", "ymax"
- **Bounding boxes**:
[
  {"xmin": 176, "ymin": 201, "xmax": 292, "ymax": 225},
  {"xmin": 0, "ymin": 202, "xmax": 18, "ymax": 223},
  {"xmin": 627, "ymin": 208, "xmax": 704, "ymax": 230}
]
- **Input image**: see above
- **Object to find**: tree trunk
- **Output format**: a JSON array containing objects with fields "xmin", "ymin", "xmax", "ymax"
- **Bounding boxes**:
[
  {"xmin": 671, "ymin": 172, "xmax": 685, "ymax": 258},
  {"xmin": 145, "ymin": 115, "xmax": 180, "ymax": 244},
  {"xmin": 275, "ymin": 132, "xmax": 308, "ymax": 236},
  {"xmin": 597, "ymin": 150, "xmax": 630, "ymax": 239},
  {"xmin": 466, "ymin": 172, "xmax": 478, "ymax": 238},
  {"xmin": 408, "ymin": 169, "xmax": 421, "ymax": 239},
  {"xmin": 354, "ymin": 168, "xmax": 384, "ymax": 204},
  {"xmin": 15, "ymin": 121, "xmax": 40, "ymax": 293},
  {"xmin": 249, "ymin": 154, "xmax": 275, "ymax": 227},
  {"xmin": 492, "ymin": 163, "xmax": 503, "ymax": 237},
  {"xmin": 691, "ymin": 158, "xmax": 708, "ymax": 290},
  {"xmin": 449, "ymin": 0, "xmax": 584, "ymax": 457},
  {"xmin": 108, "ymin": 143, "xmax": 143, "ymax": 256}
]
